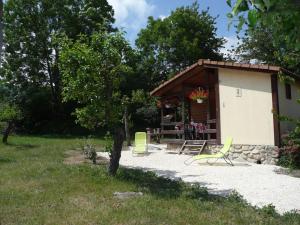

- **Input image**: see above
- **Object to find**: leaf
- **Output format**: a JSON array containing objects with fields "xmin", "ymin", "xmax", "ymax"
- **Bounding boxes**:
[
  {"xmin": 237, "ymin": 16, "xmax": 246, "ymax": 32},
  {"xmin": 226, "ymin": 0, "xmax": 232, "ymax": 7},
  {"xmin": 232, "ymin": 0, "xmax": 245, "ymax": 16},
  {"xmin": 251, "ymin": 0, "xmax": 266, "ymax": 11},
  {"xmin": 239, "ymin": 0, "xmax": 250, "ymax": 11},
  {"xmin": 227, "ymin": 13, "xmax": 233, "ymax": 19},
  {"xmin": 248, "ymin": 10, "xmax": 258, "ymax": 27},
  {"xmin": 263, "ymin": 0, "xmax": 275, "ymax": 10}
]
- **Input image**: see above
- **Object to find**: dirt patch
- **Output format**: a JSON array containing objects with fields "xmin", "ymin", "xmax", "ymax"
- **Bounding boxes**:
[{"xmin": 64, "ymin": 150, "xmax": 109, "ymax": 165}]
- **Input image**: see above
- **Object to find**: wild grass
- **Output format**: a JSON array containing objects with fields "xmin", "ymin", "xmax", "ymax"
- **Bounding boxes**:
[{"xmin": 0, "ymin": 136, "xmax": 299, "ymax": 225}]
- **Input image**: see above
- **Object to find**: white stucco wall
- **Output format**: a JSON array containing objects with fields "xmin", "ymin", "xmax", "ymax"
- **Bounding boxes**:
[
  {"xmin": 218, "ymin": 68, "xmax": 275, "ymax": 145},
  {"xmin": 278, "ymin": 80, "xmax": 300, "ymax": 134}
]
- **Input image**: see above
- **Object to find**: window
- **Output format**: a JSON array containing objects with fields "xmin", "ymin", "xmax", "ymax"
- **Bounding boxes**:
[{"xmin": 285, "ymin": 83, "xmax": 292, "ymax": 99}]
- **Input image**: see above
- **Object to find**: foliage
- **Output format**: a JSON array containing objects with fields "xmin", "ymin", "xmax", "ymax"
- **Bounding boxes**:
[
  {"xmin": 82, "ymin": 136, "xmax": 97, "ymax": 164},
  {"xmin": 59, "ymin": 31, "xmax": 132, "ymax": 130},
  {"xmin": 104, "ymin": 131, "xmax": 113, "ymax": 153},
  {"xmin": 59, "ymin": 31, "xmax": 134, "ymax": 175},
  {"xmin": 227, "ymin": 0, "xmax": 300, "ymax": 74},
  {"xmin": 0, "ymin": 0, "xmax": 3, "ymax": 59},
  {"xmin": 0, "ymin": 103, "xmax": 22, "ymax": 122},
  {"xmin": 227, "ymin": 0, "xmax": 300, "ymax": 50},
  {"xmin": 136, "ymin": 2, "xmax": 225, "ymax": 90},
  {"xmin": 2, "ymin": 0, "xmax": 115, "ymax": 133},
  {"xmin": 279, "ymin": 138, "xmax": 300, "ymax": 170},
  {"xmin": 1, "ymin": 136, "xmax": 300, "ymax": 224},
  {"xmin": 273, "ymin": 73, "xmax": 300, "ymax": 170},
  {"xmin": 261, "ymin": 204, "xmax": 278, "ymax": 217},
  {"xmin": 3, "ymin": 0, "xmax": 114, "ymax": 96},
  {"xmin": 0, "ymin": 81, "xmax": 22, "ymax": 125},
  {"xmin": 233, "ymin": 24, "xmax": 300, "ymax": 74}
]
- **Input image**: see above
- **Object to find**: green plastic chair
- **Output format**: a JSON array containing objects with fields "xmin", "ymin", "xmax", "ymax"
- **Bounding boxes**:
[
  {"xmin": 192, "ymin": 137, "xmax": 234, "ymax": 166},
  {"xmin": 132, "ymin": 132, "xmax": 147, "ymax": 155}
]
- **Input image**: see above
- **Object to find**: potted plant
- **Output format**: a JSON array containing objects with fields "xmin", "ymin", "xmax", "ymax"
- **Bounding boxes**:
[{"xmin": 188, "ymin": 89, "xmax": 208, "ymax": 103}]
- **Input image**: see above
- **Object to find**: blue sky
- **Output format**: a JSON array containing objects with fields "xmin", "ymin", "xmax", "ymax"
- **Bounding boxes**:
[{"xmin": 107, "ymin": 0, "xmax": 239, "ymax": 54}]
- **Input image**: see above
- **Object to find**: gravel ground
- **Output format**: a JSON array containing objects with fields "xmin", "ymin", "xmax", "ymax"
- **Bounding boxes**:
[{"xmin": 97, "ymin": 145, "xmax": 300, "ymax": 214}]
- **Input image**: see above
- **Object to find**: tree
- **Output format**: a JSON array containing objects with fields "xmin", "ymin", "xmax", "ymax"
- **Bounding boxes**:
[
  {"xmin": 0, "ymin": 82, "xmax": 22, "ymax": 144},
  {"xmin": 234, "ymin": 24, "xmax": 300, "ymax": 74},
  {"xmin": 136, "ymin": 2, "xmax": 225, "ymax": 90},
  {"xmin": 120, "ymin": 90, "xmax": 156, "ymax": 146},
  {"xmin": 2, "ymin": 0, "xmax": 115, "ymax": 131},
  {"xmin": 226, "ymin": 0, "xmax": 300, "ymax": 51},
  {"xmin": 0, "ymin": 0, "xmax": 3, "ymax": 59},
  {"xmin": 0, "ymin": 103, "xmax": 22, "ymax": 144},
  {"xmin": 59, "ymin": 31, "xmax": 134, "ymax": 175}
]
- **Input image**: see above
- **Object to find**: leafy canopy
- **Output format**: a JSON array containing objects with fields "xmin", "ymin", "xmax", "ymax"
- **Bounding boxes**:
[
  {"xmin": 3, "ymin": 0, "xmax": 115, "ymax": 100},
  {"xmin": 2, "ymin": 0, "xmax": 115, "ymax": 132},
  {"xmin": 59, "ymin": 31, "xmax": 134, "ymax": 130},
  {"xmin": 136, "ymin": 2, "xmax": 225, "ymax": 89},
  {"xmin": 0, "ymin": 103, "xmax": 22, "ymax": 122},
  {"xmin": 234, "ymin": 24, "xmax": 300, "ymax": 74},
  {"xmin": 227, "ymin": 0, "xmax": 300, "ymax": 50},
  {"xmin": 0, "ymin": 81, "xmax": 22, "ymax": 122}
]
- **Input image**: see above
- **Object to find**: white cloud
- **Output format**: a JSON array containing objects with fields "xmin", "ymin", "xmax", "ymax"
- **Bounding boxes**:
[
  {"xmin": 220, "ymin": 36, "xmax": 239, "ymax": 56},
  {"xmin": 107, "ymin": 0, "xmax": 155, "ymax": 40},
  {"xmin": 159, "ymin": 15, "xmax": 167, "ymax": 20}
]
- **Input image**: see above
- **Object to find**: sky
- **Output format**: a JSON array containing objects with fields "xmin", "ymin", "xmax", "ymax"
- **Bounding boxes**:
[{"xmin": 107, "ymin": 0, "xmax": 240, "ymax": 54}]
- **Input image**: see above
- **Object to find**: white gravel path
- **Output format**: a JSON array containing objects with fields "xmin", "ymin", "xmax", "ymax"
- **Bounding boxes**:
[{"xmin": 98, "ymin": 145, "xmax": 300, "ymax": 214}]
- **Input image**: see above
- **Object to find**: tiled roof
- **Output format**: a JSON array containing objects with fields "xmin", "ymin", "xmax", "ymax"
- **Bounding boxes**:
[{"xmin": 150, "ymin": 59, "xmax": 298, "ymax": 96}]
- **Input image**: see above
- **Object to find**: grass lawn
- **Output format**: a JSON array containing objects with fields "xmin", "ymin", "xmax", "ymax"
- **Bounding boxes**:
[{"xmin": 0, "ymin": 136, "xmax": 299, "ymax": 225}]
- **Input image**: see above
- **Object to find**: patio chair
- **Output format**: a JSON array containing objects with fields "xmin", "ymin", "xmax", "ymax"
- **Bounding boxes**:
[
  {"xmin": 185, "ymin": 137, "xmax": 233, "ymax": 166},
  {"xmin": 132, "ymin": 132, "xmax": 147, "ymax": 155}
]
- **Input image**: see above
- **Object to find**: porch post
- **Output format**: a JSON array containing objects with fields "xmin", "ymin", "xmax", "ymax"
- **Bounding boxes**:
[
  {"xmin": 181, "ymin": 97, "xmax": 185, "ymax": 123},
  {"xmin": 161, "ymin": 102, "xmax": 164, "ymax": 138},
  {"xmin": 206, "ymin": 85, "xmax": 211, "ymax": 140},
  {"xmin": 271, "ymin": 74, "xmax": 281, "ymax": 147},
  {"xmin": 181, "ymin": 91, "xmax": 185, "ymax": 140},
  {"xmin": 161, "ymin": 106, "xmax": 164, "ymax": 125},
  {"xmin": 214, "ymin": 69, "xmax": 221, "ymax": 145}
]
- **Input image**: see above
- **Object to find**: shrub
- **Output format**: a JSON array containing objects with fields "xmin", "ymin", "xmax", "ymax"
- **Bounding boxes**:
[
  {"xmin": 82, "ymin": 138, "xmax": 97, "ymax": 164},
  {"xmin": 278, "ymin": 139, "xmax": 300, "ymax": 170},
  {"xmin": 261, "ymin": 204, "xmax": 278, "ymax": 217}
]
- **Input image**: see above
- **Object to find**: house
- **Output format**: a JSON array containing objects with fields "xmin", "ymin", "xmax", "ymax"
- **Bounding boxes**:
[{"xmin": 150, "ymin": 59, "xmax": 300, "ymax": 164}]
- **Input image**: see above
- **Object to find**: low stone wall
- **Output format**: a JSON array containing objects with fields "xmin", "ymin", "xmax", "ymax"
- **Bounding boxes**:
[{"xmin": 206, "ymin": 145, "xmax": 279, "ymax": 165}]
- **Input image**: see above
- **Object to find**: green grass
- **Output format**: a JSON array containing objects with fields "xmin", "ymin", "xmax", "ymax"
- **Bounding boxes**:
[{"xmin": 0, "ymin": 136, "xmax": 299, "ymax": 225}]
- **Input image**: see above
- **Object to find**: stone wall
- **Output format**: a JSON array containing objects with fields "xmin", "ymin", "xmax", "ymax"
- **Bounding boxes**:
[{"xmin": 206, "ymin": 145, "xmax": 279, "ymax": 165}]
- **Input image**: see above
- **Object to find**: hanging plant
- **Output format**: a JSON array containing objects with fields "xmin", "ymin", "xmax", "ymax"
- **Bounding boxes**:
[
  {"xmin": 188, "ymin": 88, "xmax": 208, "ymax": 103},
  {"xmin": 157, "ymin": 100, "xmax": 162, "ymax": 108}
]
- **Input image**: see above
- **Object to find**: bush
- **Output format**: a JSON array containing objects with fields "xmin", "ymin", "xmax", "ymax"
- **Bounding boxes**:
[
  {"xmin": 261, "ymin": 204, "xmax": 278, "ymax": 217},
  {"xmin": 278, "ymin": 139, "xmax": 300, "ymax": 170},
  {"xmin": 82, "ymin": 138, "xmax": 97, "ymax": 164}
]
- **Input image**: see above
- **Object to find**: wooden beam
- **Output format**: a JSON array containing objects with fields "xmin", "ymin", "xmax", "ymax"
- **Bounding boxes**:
[
  {"xmin": 153, "ymin": 67, "xmax": 204, "ymax": 96},
  {"xmin": 181, "ymin": 92, "xmax": 185, "ymax": 140},
  {"xmin": 160, "ymin": 130, "xmax": 184, "ymax": 135},
  {"xmin": 161, "ymin": 107, "xmax": 164, "ymax": 139},
  {"xmin": 214, "ymin": 69, "xmax": 221, "ymax": 145},
  {"xmin": 271, "ymin": 74, "xmax": 281, "ymax": 147}
]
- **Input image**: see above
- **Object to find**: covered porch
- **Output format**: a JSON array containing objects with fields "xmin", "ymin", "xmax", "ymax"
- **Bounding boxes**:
[{"xmin": 149, "ymin": 65, "xmax": 221, "ymax": 145}]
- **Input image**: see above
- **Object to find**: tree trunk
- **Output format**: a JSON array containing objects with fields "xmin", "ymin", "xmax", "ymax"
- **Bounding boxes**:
[
  {"xmin": 108, "ymin": 127, "xmax": 125, "ymax": 176},
  {"xmin": 0, "ymin": 0, "xmax": 3, "ymax": 60},
  {"xmin": 2, "ymin": 121, "xmax": 13, "ymax": 144},
  {"xmin": 124, "ymin": 107, "xmax": 131, "ymax": 146}
]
